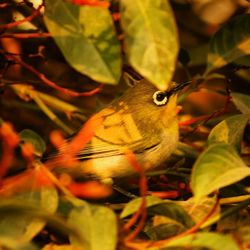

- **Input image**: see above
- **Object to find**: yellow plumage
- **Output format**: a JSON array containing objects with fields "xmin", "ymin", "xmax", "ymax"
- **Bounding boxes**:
[{"xmin": 53, "ymin": 79, "xmax": 188, "ymax": 182}]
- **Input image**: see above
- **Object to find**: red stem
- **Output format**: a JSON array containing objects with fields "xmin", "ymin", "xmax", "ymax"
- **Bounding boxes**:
[
  {"xmin": 123, "ymin": 151, "xmax": 148, "ymax": 242},
  {"xmin": 0, "ymin": 145, "xmax": 14, "ymax": 181},
  {"xmin": 1, "ymin": 33, "xmax": 51, "ymax": 39},
  {"xmin": 0, "ymin": 123, "xmax": 20, "ymax": 184},
  {"xmin": 7, "ymin": 53, "xmax": 103, "ymax": 97},
  {"xmin": 0, "ymin": 3, "xmax": 44, "ymax": 30}
]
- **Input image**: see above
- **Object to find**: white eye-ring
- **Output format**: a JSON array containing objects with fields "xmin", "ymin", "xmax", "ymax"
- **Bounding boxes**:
[{"xmin": 152, "ymin": 91, "xmax": 168, "ymax": 106}]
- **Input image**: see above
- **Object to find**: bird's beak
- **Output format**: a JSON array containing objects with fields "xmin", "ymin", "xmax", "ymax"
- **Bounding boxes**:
[{"xmin": 170, "ymin": 80, "xmax": 191, "ymax": 94}]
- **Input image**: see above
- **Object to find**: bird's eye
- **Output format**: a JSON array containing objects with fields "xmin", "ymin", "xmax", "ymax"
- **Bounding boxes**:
[{"xmin": 152, "ymin": 91, "xmax": 168, "ymax": 106}]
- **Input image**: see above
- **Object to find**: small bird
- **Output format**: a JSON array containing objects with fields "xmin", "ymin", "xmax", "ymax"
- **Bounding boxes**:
[{"xmin": 53, "ymin": 79, "xmax": 188, "ymax": 183}]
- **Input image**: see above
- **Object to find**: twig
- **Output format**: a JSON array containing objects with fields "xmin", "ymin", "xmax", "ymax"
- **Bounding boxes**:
[
  {"xmin": 37, "ymin": 163, "xmax": 73, "ymax": 197},
  {"xmin": 123, "ymin": 151, "xmax": 148, "ymax": 243},
  {"xmin": 0, "ymin": 3, "xmax": 9, "ymax": 8},
  {"xmin": 31, "ymin": 92, "xmax": 74, "ymax": 135},
  {"xmin": 147, "ymin": 190, "xmax": 180, "ymax": 199},
  {"xmin": 10, "ymin": 83, "xmax": 84, "ymax": 115},
  {"xmin": 179, "ymin": 93, "xmax": 231, "ymax": 141},
  {"xmin": 71, "ymin": 0, "xmax": 110, "ymax": 8},
  {"xmin": 220, "ymin": 195, "xmax": 250, "ymax": 205},
  {"xmin": 202, "ymin": 198, "xmax": 250, "ymax": 229},
  {"xmin": 6, "ymin": 53, "xmax": 103, "ymax": 97},
  {"xmin": 1, "ymin": 33, "xmax": 51, "ymax": 39},
  {"xmin": 112, "ymin": 13, "xmax": 120, "ymax": 21},
  {"xmin": 0, "ymin": 3, "xmax": 44, "ymax": 30}
]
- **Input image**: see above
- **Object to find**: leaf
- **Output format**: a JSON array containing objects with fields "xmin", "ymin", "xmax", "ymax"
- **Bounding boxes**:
[
  {"xmin": 69, "ymin": 200, "xmax": 117, "ymax": 250},
  {"xmin": 0, "ymin": 198, "xmax": 79, "ymax": 244},
  {"xmin": 148, "ymin": 202, "xmax": 194, "ymax": 229},
  {"xmin": 121, "ymin": 197, "xmax": 194, "ymax": 227},
  {"xmin": 120, "ymin": 196, "xmax": 163, "ymax": 218},
  {"xmin": 120, "ymin": 0, "xmax": 178, "ymax": 90},
  {"xmin": 145, "ymin": 216, "xmax": 186, "ymax": 240},
  {"xmin": 0, "ymin": 235, "xmax": 38, "ymax": 250},
  {"xmin": 158, "ymin": 232, "xmax": 239, "ymax": 250},
  {"xmin": 178, "ymin": 196, "xmax": 219, "ymax": 224},
  {"xmin": 19, "ymin": 129, "xmax": 46, "ymax": 157},
  {"xmin": 231, "ymin": 92, "xmax": 250, "ymax": 114},
  {"xmin": 22, "ymin": 187, "xmax": 58, "ymax": 241},
  {"xmin": 44, "ymin": 0, "xmax": 121, "ymax": 84},
  {"xmin": 191, "ymin": 143, "xmax": 250, "ymax": 201},
  {"xmin": 206, "ymin": 14, "xmax": 250, "ymax": 75},
  {"xmin": 208, "ymin": 114, "xmax": 250, "ymax": 150},
  {"xmin": 0, "ymin": 187, "xmax": 58, "ymax": 241}
]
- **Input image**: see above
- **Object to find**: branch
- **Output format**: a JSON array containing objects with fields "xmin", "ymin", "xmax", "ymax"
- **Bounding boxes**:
[
  {"xmin": 123, "ymin": 151, "xmax": 148, "ymax": 243},
  {"xmin": 71, "ymin": 0, "xmax": 110, "ymax": 8},
  {"xmin": 6, "ymin": 53, "xmax": 103, "ymax": 97},
  {"xmin": 0, "ymin": 3, "xmax": 44, "ymax": 30},
  {"xmin": 1, "ymin": 33, "xmax": 51, "ymax": 39}
]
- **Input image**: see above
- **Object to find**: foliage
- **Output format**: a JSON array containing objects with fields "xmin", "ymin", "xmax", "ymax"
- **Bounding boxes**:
[{"xmin": 0, "ymin": 0, "xmax": 250, "ymax": 250}]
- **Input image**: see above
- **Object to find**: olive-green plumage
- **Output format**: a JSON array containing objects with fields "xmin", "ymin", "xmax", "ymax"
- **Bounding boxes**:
[{"xmin": 56, "ymin": 79, "xmax": 187, "ymax": 182}]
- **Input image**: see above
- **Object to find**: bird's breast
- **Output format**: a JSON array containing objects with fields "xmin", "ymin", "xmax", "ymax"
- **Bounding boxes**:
[
  {"xmin": 138, "ymin": 120, "xmax": 179, "ymax": 171},
  {"xmin": 79, "ymin": 119, "xmax": 179, "ymax": 179}
]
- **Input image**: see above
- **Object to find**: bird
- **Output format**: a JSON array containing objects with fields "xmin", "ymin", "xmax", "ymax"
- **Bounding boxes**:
[{"xmin": 51, "ymin": 79, "xmax": 189, "ymax": 184}]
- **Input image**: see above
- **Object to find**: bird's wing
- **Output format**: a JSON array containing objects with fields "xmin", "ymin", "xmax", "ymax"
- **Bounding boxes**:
[{"xmin": 75, "ymin": 106, "xmax": 160, "ymax": 160}]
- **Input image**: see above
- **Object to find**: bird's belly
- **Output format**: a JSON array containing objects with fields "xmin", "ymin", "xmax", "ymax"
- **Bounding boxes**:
[
  {"xmin": 80, "ymin": 154, "xmax": 136, "ymax": 180},
  {"xmin": 139, "ymin": 128, "xmax": 179, "ymax": 171},
  {"xmin": 80, "ymin": 124, "xmax": 179, "ymax": 179}
]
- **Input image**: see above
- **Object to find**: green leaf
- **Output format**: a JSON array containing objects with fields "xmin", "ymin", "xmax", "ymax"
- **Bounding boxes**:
[
  {"xmin": 191, "ymin": 143, "xmax": 250, "ymax": 201},
  {"xmin": 0, "ymin": 188, "xmax": 58, "ymax": 241},
  {"xmin": 206, "ymin": 14, "xmax": 250, "ymax": 75},
  {"xmin": 69, "ymin": 201, "xmax": 117, "ymax": 250},
  {"xmin": 120, "ymin": 196, "xmax": 163, "ymax": 218},
  {"xmin": 22, "ymin": 188, "xmax": 58, "ymax": 241},
  {"xmin": 208, "ymin": 114, "xmax": 250, "ymax": 150},
  {"xmin": 120, "ymin": 196, "xmax": 194, "ymax": 232},
  {"xmin": 159, "ymin": 232, "xmax": 239, "ymax": 250},
  {"xmin": 0, "ymin": 199, "xmax": 80, "ymax": 239},
  {"xmin": 145, "ymin": 216, "xmax": 186, "ymax": 240},
  {"xmin": 0, "ymin": 236, "xmax": 38, "ymax": 250},
  {"xmin": 148, "ymin": 202, "xmax": 194, "ymax": 229},
  {"xmin": 19, "ymin": 129, "xmax": 46, "ymax": 157},
  {"xmin": 44, "ymin": 0, "xmax": 121, "ymax": 84},
  {"xmin": 120, "ymin": 0, "xmax": 178, "ymax": 90},
  {"xmin": 231, "ymin": 92, "xmax": 250, "ymax": 114},
  {"xmin": 178, "ymin": 196, "xmax": 219, "ymax": 224}
]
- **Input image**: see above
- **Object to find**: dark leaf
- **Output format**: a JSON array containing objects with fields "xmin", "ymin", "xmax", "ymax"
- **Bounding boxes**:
[
  {"xmin": 145, "ymin": 216, "xmax": 185, "ymax": 240},
  {"xmin": 206, "ymin": 14, "xmax": 250, "ymax": 74}
]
